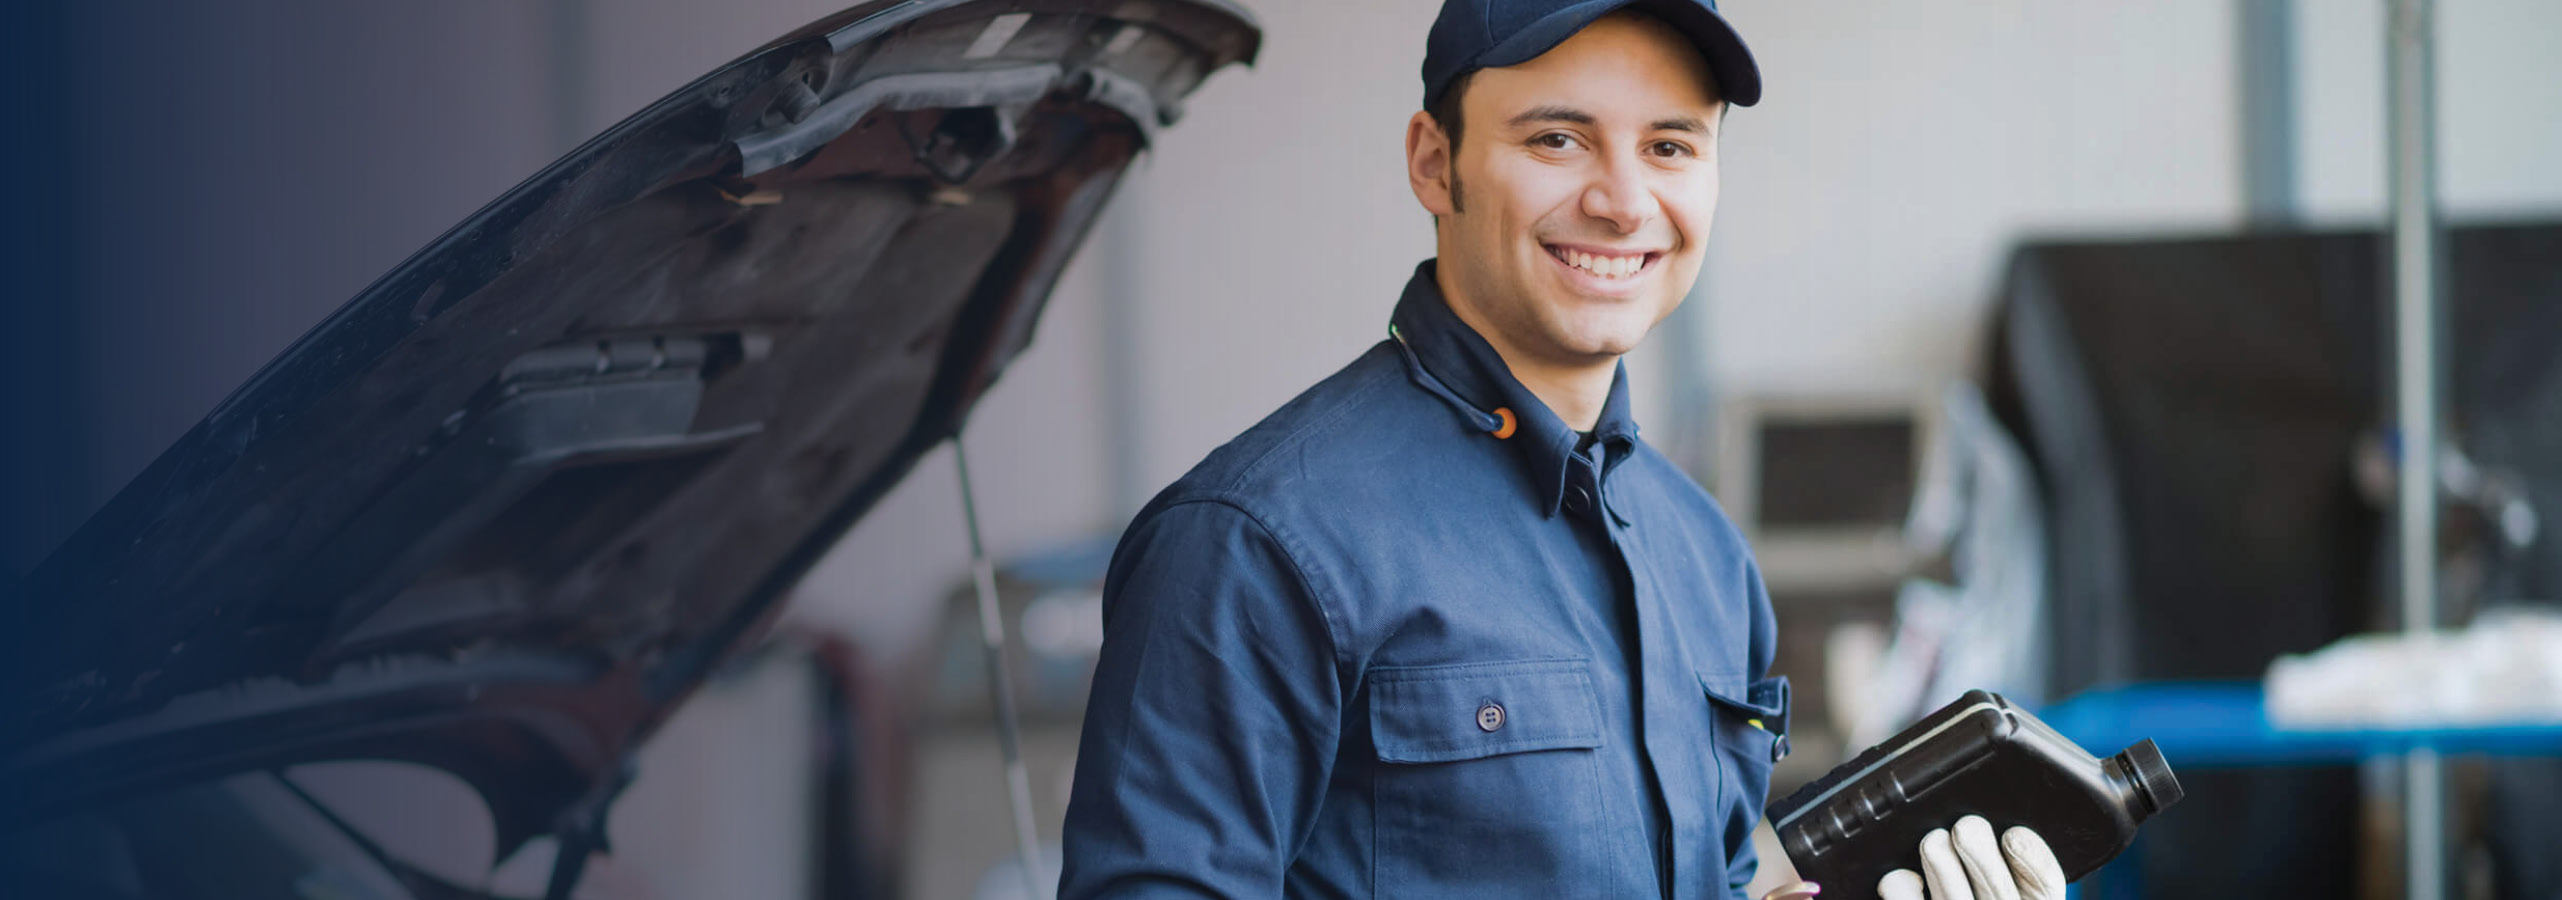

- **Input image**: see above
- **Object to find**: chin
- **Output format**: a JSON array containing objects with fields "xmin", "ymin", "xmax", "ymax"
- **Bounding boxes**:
[
  {"xmin": 1552, "ymin": 327, "xmax": 1648, "ymax": 360},
  {"xmin": 1552, "ymin": 311, "xmax": 1661, "ymax": 357},
  {"xmin": 1591, "ymin": 337, "xmax": 1646, "ymax": 358}
]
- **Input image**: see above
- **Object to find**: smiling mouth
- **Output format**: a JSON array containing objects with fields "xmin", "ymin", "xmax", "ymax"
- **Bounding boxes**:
[{"xmin": 1544, "ymin": 244, "xmax": 1661, "ymax": 280}]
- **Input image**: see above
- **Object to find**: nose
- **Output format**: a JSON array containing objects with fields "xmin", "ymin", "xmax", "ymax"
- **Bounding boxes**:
[{"xmin": 1579, "ymin": 151, "xmax": 1659, "ymax": 235}]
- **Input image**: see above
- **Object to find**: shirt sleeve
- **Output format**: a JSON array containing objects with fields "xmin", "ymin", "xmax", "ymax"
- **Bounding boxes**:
[{"xmin": 1058, "ymin": 499, "xmax": 1345, "ymax": 900}]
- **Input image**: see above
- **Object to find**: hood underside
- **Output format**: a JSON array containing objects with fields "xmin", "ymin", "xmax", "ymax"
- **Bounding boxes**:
[{"xmin": 4, "ymin": 0, "xmax": 1255, "ymax": 852}]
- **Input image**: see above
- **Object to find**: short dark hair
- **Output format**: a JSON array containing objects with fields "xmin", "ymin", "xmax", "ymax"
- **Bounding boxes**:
[
  {"xmin": 1424, "ymin": 70, "xmax": 1475, "ymax": 215},
  {"xmin": 1425, "ymin": 70, "xmax": 1476, "ymax": 152}
]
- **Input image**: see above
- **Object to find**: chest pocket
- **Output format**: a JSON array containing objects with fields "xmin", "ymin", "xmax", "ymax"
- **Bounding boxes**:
[
  {"xmin": 1369, "ymin": 658, "xmax": 1612, "ymax": 898},
  {"xmin": 1702, "ymin": 674, "xmax": 1791, "ymax": 844},
  {"xmin": 1702, "ymin": 675, "xmax": 1790, "ymax": 763}
]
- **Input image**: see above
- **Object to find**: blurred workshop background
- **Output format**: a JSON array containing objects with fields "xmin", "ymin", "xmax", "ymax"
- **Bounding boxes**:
[{"xmin": 5, "ymin": 0, "xmax": 2560, "ymax": 898}]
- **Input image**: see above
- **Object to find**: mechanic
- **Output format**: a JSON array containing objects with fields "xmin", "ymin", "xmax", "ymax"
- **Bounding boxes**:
[{"xmin": 1059, "ymin": 2, "xmax": 2063, "ymax": 898}]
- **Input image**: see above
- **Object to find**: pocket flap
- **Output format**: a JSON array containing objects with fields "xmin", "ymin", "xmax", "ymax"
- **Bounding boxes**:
[
  {"xmin": 1703, "ymin": 674, "xmax": 1792, "ymax": 739},
  {"xmin": 1370, "ymin": 659, "xmax": 1603, "ymax": 764}
]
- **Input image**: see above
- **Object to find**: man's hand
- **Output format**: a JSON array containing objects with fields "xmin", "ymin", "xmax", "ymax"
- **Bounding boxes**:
[{"xmin": 1874, "ymin": 815, "xmax": 2065, "ymax": 900}]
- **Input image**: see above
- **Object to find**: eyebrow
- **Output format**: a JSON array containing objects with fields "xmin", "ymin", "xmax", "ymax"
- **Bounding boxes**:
[
  {"xmin": 1507, "ymin": 105, "xmax": 1714, "ymax": 135},
  {"xmin": 1507, "ymin": 105, "xmax": 1595, "ymax": 128}
]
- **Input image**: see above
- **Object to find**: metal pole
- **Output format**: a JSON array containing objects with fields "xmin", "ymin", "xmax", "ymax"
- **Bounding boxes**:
[
  {"xmin": 2385, "ymin": 0, "xmax": 2444, "ymax": 897},
  {"xmin": 1102, "ymin": 176, "xmax": 1150, "ymax": 523},
  {"xmin": 956, "ymin": 436, "xmax": 1051, "ymax": 899},
  {"xmin": 2238, "ymin": 0, "xmax": 2299, "ymax": 226}
]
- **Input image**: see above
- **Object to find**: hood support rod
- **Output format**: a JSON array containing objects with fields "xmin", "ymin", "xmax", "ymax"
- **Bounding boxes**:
[{"xmin": 955, "ymin": 433, "xmax": 1051, "ymax": 898}]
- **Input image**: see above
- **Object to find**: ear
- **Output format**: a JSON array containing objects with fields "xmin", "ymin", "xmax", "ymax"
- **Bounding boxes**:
[{"xmin": 1406, "ymin": 110, "xmax": 1456, "ymax": 218}]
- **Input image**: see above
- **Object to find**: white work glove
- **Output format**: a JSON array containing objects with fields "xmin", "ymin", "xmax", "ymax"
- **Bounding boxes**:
[{"xmin": 1875, "ymin": 815, "xmax": 2065, "ymax": 900}]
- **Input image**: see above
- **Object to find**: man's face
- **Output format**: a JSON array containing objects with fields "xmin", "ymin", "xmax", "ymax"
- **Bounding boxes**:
[{"xmin": 1407, "ymin": 12, "xmax": 1724, "ymax": 370}]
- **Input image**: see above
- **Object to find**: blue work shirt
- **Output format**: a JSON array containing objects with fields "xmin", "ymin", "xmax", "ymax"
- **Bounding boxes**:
[{"xmin": 1060, "ymin": 261, "xmax": 1790, "ymax": 900}]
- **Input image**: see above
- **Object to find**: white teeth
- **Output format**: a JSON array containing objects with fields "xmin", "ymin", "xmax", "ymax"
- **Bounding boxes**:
[{"xmin": 1559, "ymin": 248, "xmax": 1646, "ymax": 278}]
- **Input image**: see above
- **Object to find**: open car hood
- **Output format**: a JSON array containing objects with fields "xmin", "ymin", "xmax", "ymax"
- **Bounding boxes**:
[{"xmin": 4, "ymin": 0, "xmax": 1256, "ymax": 855}]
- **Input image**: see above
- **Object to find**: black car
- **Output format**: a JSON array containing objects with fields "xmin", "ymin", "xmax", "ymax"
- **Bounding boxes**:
[{"xmin": 2, "ymin": 1, "xmax": 1258, "ymax": 896}]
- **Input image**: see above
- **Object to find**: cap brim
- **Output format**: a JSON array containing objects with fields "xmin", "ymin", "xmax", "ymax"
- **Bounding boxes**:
[{"xmin": 1463, "ymin": 0, "xmax": 1761, "ymax": 107}]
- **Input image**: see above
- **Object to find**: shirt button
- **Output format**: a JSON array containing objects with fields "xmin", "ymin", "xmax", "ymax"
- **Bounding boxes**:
[{"xmin": 1476, "ymin": 703, "xmax": 1506, "ymax": 732}]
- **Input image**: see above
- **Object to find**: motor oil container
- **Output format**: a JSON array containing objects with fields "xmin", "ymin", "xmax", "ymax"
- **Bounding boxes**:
[{"xmin": 1766, "ymin": 690, "xmax": 2183, "ymax": 897}]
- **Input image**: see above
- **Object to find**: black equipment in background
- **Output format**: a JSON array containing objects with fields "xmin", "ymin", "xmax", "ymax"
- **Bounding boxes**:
[{"xmin": 1984, "ymin": 222, "xmax": 2562, "ymax": 899}]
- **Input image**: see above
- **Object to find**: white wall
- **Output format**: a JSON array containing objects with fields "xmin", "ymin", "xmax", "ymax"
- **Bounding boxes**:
[
  {"xmin": 2294, "ymin": 0, "xmax": 2562, "ymax": 223},
  {"xmin": 1099, "ymin": 0, "xmax": 1449, "ymax": 496},
  {"xmin": 784, "ymin": 0, "xmax": 1459, "ymax": 663},
  {"xmin": 1693, "ymin": 0, "xmax": 2562, "ymax": 401},
  {"xmin": 1700, "ymin": 0, "xmax": 2248, "ymax": 395}
]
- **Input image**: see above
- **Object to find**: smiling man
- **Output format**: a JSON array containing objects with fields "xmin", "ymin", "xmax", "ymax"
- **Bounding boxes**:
[
  {"xmin": 1060, "ymin": 3, "xmax": 2053, "ymax": 899},
  {"xmin": 1407, "ymin": 9, "xmax": 1727, "ymax": 436}
]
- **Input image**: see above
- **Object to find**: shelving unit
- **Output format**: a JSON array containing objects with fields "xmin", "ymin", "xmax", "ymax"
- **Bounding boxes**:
[
  {"xmin": 2044, "ymin": 682, "xmax": 2562, "ymax": 767},
  {"xmin": 2042, "ymin": 682, "xmax": 2562, "ymax": 898}
]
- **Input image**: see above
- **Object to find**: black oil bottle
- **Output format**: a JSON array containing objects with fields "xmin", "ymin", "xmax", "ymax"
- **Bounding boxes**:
[{"xmin": 1766, "ymin": 690, "xmax": 2183, "ymax": 898}]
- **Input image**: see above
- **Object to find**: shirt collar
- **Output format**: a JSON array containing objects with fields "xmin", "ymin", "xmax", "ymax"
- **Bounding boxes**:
[{"xmin": 1388, "ymin": 259, "xmax": 1640, "ymax": 518}]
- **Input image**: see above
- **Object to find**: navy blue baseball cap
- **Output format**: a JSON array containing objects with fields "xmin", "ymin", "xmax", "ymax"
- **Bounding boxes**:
[{"xmin": 1422, "ymin": 0, "xmax": 1762, "ymax": 109}]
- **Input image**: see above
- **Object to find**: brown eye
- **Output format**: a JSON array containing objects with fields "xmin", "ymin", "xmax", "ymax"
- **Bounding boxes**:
[
  {"xmin": 1533, "ymin": 132, "xmax": 1582, "ymax": 151},
  {"xmin": 1650, "ymin": 141, "xmax": 1693, "ymax": 158}
]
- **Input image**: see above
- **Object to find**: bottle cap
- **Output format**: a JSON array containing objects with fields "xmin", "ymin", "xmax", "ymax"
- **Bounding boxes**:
[{"xmin": 2118, "ymin": 738, "xmax": 2184, "ymax": 816}]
